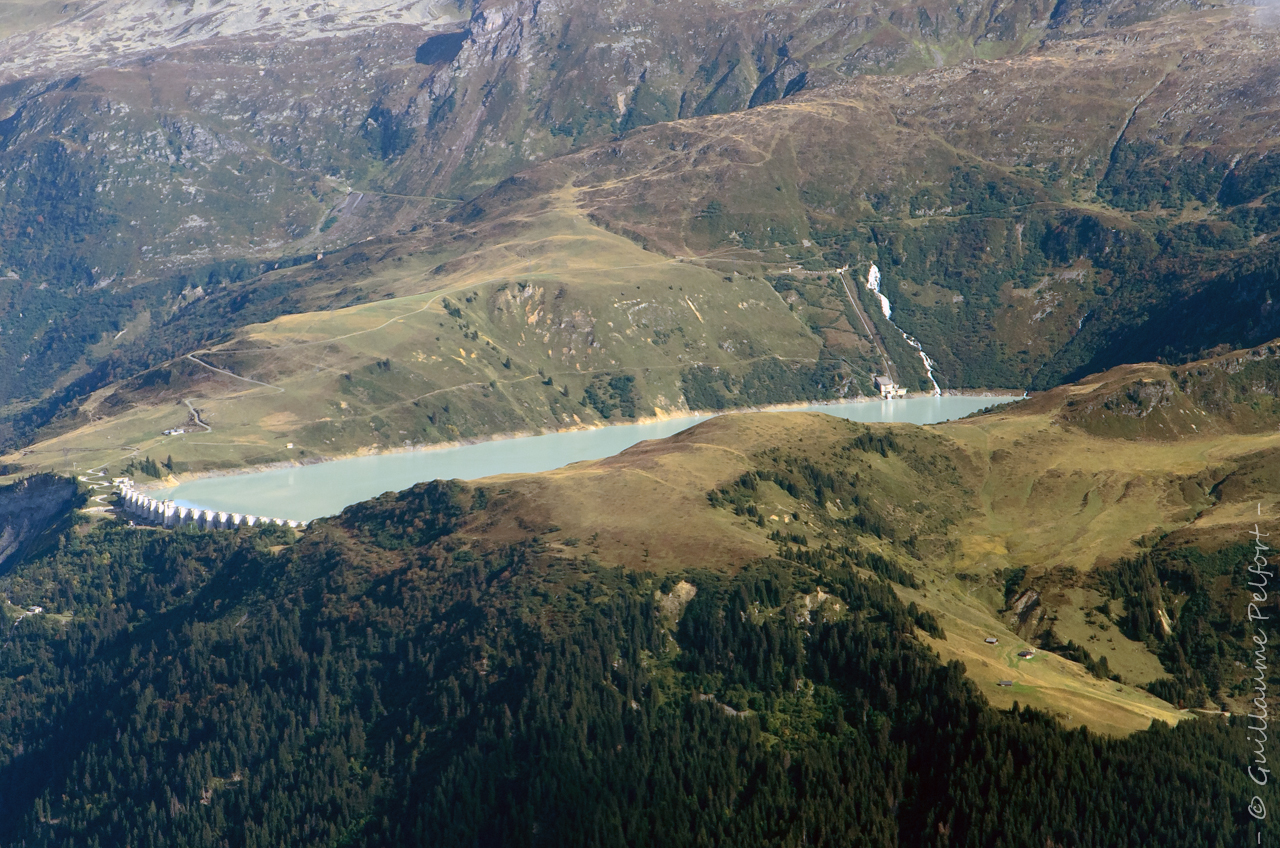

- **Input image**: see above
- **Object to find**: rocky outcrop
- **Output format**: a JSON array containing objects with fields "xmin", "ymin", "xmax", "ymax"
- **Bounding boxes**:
[
  {"xmin": 747, "ymin": 57, "xmax": 808, "ymax": 108},
  {"xmin": 1053, "ymin": 342, "xmax": 1280, "ymax": 440},
  {"xmin": 0, "ymin": 473, "xmax": 81, "ymax": 574}
]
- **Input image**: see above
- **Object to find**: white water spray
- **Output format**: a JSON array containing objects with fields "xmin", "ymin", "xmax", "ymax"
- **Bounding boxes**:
[
  {"xmin": 865, "ymin": 264, "xmax": 893, "ymax": 320},
  {"xmin": 865, "ymin": 263, "xmax": 942, "ymax": 396}
]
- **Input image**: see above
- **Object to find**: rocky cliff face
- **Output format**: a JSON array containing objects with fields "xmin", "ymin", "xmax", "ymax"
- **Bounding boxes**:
[{"xmin": 0, "ymin": 473, "xmax": 80, "ymax": 574}]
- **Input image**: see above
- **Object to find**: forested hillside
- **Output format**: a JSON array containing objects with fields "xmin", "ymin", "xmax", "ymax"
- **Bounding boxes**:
[{"xmin": 0, "ymin": 466, "xmax": 1263, "ymax": 847}]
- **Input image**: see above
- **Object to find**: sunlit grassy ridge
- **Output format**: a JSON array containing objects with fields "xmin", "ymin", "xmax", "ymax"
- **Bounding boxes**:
[
  {"xmin": 8, "ymin": 210, "xmax": 837, "ymax": 478},
  {"xmin": 437, "ymin": 344, "xmax": 1280, "ymax": 733}
]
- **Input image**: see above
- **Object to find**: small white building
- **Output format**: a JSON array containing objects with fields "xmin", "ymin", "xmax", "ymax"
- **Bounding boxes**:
[{"xmin": 874, "ymin": 375, "xmax": 906, "ymax": 399}]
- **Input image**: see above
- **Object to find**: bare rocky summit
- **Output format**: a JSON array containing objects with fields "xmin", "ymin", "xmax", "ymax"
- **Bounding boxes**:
[{"xmin": 0, "ymin": 0, "xmax": 462, "ymax": 81}]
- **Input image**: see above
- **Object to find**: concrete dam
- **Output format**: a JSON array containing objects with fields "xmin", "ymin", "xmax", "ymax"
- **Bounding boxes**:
[{"xmin": 114, "ymin": 478, "xmax": 304, "ymax": 530}]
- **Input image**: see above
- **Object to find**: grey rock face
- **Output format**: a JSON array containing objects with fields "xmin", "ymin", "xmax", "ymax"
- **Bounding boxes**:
[{"xmin": 0, "ymin": 473, "xmax": 80, "ymax": 574}]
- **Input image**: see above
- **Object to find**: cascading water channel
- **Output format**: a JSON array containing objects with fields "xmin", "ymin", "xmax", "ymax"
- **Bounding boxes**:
[{"xmin": 866, "ymin": 264, "xmax": 942, "ymax": 396}]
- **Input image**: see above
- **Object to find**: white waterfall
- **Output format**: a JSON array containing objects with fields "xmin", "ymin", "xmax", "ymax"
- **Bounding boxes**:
[
  {"xmin": 865, "ymin": 264, "xmax": 893, "ymax": 320},
  {"xmin": 866, "ymin": 263, "xmax": 942, "ymax": 397}
]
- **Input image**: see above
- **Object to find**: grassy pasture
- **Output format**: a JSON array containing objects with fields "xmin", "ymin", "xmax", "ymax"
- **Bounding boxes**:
[
  {"xmin": 439, "ymin": 384, "xmax": 1280, "ymax": 733},
  {"xmin": 7, "ymin": 211, "xmax": 820, "ymax": 478}
]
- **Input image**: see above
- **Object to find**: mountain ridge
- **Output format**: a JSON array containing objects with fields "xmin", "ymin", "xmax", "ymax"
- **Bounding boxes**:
[
  {"xmin": 0, "ymin": 3, "xmax": 1278, "ymax": 500},
  {"xmin": 0, "ymin": 345, "xmax": 1270, "ymax": 846}
]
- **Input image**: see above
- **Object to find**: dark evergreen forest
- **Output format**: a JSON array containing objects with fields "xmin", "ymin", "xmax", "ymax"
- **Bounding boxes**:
[{"xmin": 0, "ymin": 480, "xmax": 1263, "ymax": 847}]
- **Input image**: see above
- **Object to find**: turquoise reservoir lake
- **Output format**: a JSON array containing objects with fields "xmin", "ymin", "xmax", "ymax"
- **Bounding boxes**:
[{"xmin": 152, "ymin": 395, "xmax": 1016, "ymax": 522}]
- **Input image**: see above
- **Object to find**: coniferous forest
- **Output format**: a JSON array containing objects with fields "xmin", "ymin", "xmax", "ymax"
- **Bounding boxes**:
[{"xmin": 0, "ymin": 479, "xmax": 1262, "ymax": 847}]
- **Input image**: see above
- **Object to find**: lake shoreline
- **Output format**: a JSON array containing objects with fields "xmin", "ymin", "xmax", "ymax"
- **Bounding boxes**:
[{"xmin": 140, "ymin": 390, "xmax": 1026, "ymax": 494}]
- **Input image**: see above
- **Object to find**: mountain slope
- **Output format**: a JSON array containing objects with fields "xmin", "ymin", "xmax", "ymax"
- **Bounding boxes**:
[
  {"xmin": 0, "ymin": 0, "xmax": 1272, "ymax": 452},
  {"xmin": 5, "ymin": 208, "xmax": 846, "ymax": 477},
  {"xmin": 0, "ymin": 433, "xmax": 1262, "ymax": 847},
  {"xmin": 489, "ymin": 6, "xmax": 1280, "ymax": 388},
  {"xmin": 0, "ymin": 0, "xmax": 1144, "ymax": 286},
  {"xmin": 9, "ymin": 5, "xmax": 1279, "ymax": 475},
  {"xmin": 446, "ymin": 341, "xmax": 1280, "ymax": 720}
]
